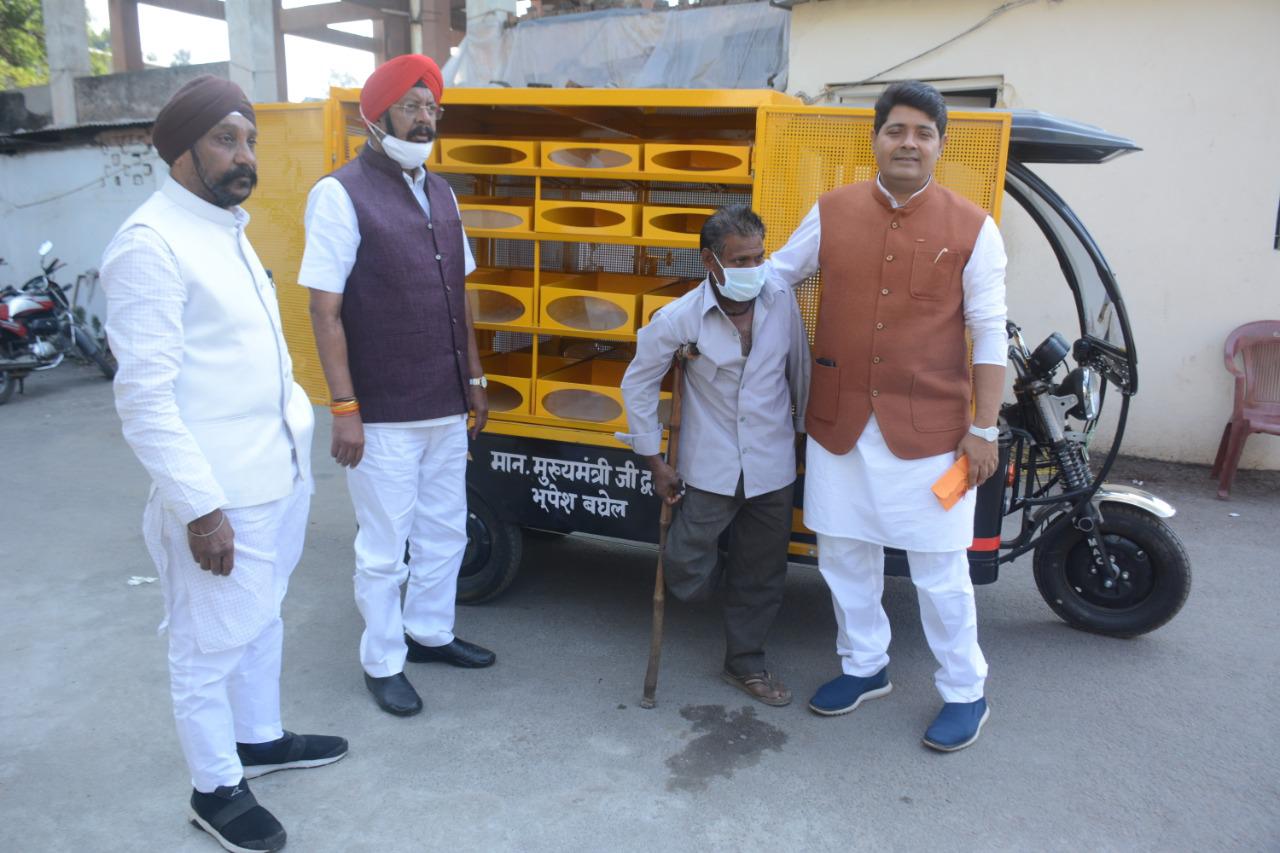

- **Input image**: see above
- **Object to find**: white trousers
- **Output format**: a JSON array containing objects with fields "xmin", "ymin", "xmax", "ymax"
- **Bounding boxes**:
[
  {"xmin": 817, "ymin": 534, "xmax": 988, "ymax": 703},
  {"xmin": 348, "ymin": 419, "xmax": 469, "ymax": 678},
  {"xmin": 146, "ymin": 479, "xmax": 310, "ymax": 792}
]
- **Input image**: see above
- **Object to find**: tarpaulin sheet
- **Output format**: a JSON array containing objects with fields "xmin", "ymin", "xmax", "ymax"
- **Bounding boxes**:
[{"xmin": 443, "ymin": 3, "xmax": 789, "ymax": 90}]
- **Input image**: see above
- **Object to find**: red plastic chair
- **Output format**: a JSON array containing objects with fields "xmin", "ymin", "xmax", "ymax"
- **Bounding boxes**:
[{"xmin": 1210, "ymin": 320, "xmax": 1280, "ymax": 498}]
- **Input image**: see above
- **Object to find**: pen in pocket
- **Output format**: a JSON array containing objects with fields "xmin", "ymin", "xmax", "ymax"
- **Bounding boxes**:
[
  {"xmin": 934, "ymin": 248, "xmax": 949, "ymax": 264},
  {"xmin": 816, "ymin": 357, "xmax": 836, "ymax": 367}
]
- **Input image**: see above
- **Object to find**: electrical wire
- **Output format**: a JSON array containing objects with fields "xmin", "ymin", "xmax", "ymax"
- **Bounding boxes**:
[
  {"xmin": 807, "ymin": 0, "xmax": 1041, "ymax": 103},
  {"xmin": 4, "ymin": 165, "xmax": 134, "ymax": 210}
]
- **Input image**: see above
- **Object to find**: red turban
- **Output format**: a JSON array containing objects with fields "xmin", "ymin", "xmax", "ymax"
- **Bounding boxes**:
[
  {"xmin": 360, "ymin": 54, "xmax": 444, "ymax": 123},
  {"xmin": 151, "ymin": 75, "xmax": 255, "ymax": 166}
]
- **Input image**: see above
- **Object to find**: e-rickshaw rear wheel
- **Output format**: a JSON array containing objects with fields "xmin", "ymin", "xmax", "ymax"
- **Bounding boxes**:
[
  {"xmin": 1032, "ymin": 504, "xmax": 1191, "ymax": 638},
  {"xmin": 458, "ymin": 488, "xmax": 523, "ymax": 604}
]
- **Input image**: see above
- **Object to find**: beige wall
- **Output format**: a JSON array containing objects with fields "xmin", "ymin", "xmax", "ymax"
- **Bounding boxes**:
[{"xmin": 788, "ymin": 0, "xmax": 1280, "ymax": 469}]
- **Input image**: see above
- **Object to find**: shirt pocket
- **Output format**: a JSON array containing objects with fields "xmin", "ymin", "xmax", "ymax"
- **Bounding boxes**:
[
  {"xmin": 685, "ymin": 351, "xmax": 719, "ymax": 384},
  {"xmin": 909, "ymin": 248, "xmax": 963, "ymax": 300}
]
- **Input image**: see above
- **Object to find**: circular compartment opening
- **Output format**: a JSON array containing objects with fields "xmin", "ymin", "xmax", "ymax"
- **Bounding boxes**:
[
  {"xmin": 486, "ymin": 381, "xmax": 524, "ymax": 413},
  {"xmin": 648, "ymin": 212, "xmax": 711, "ymax": 235},
  {"xmin": 447, "ymin": 144, "xmax": 529, "ymax": 166},
  {"xmin": 545, "ymin": 295, "xmax": 629, "ymax": 332},
  {"xmin": 650, "ymin": 149, "xmax": 744, "ymax": 172},
  {"xmin": 547, "ymin": 147, "xmax": 634, "ymax": 169},
  {"xmin": 542, "ymin": 389, "xmax": 623, "ymax": 423},
  {"xmin": 541, "ymin": 205, "xmax": 628, "ymax": 230},
  {"xmin": 467, "ymin": 289, "xmax": 526, "ymax": 324},
  {"xmin": 461, "ymin": 208, "xmax": 527, "ymax": 230}
]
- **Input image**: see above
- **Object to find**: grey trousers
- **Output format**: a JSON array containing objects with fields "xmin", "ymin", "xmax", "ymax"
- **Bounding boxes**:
[{"xmin": 663, "ymin": 476, "xmax": 794, "ymax": 677}]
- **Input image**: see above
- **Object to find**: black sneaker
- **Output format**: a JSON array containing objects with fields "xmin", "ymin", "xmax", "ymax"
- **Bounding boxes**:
[
  {"xmin": 188, "ymin": 779, "xmax": 286, "ymax": 853},
  {"xmin": 237, "ymin": 731, "xmax": 349, "ymax": 779}
]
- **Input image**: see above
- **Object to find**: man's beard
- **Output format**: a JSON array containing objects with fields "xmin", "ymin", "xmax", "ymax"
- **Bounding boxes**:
[{"xmin": 192, "ymin": 148, "xmax": 258, "ymax": 208}]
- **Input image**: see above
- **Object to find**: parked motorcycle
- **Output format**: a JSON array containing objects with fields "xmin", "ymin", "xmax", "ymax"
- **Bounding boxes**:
[{"xmin": 0, "ymin": 241, "xmax": 116, "ymax": 404}]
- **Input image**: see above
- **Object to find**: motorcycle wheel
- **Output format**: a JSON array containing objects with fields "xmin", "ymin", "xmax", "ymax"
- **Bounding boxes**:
[
  {"xmin": 0, "ymin": 372, "xmax": 13, "ymax": 405},
  {"xmin": 74, "ymin": 327, "xmax": 117, "ymax": 380},
  {"xmin": 1033, "ymin": 504, "xmax": 1191, "ymax": 638}
]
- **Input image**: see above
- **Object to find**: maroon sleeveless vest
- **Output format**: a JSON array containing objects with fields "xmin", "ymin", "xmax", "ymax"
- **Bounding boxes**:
[{"xmin": 331, "ymin": 144, "xmax": 470, "ymax": 423}]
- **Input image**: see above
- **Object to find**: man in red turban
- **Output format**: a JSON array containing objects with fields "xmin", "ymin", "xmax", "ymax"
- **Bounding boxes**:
[
  {"xmin": 102, "ymin": 75, "xmax": 347, "ymax": 853},
  {"xmin": 299, "ymin": 55, "xmax": 495, "ymax": 718}
]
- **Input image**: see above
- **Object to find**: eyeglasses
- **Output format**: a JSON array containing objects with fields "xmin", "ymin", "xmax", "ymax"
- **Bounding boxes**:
[{"xmin": 390, "ymin": 102, "xmax": 444, "ymax": 120}]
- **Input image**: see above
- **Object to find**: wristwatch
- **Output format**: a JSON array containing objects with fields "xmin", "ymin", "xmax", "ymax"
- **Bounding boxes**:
[
  {"xmin": 469, "ymin": 376, "xmax": 488, "ymax": 389},
  {"xmin": 969, "ymin": 423, "xmax": 999, "ymax": 442}
]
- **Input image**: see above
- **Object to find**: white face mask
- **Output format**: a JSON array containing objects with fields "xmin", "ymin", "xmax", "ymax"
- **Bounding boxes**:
[
  {"xmin": 363, "ymin": 115, "xmax": 434, "ymax": 171},
  {"xmin": 712, "ymin": 254, "xmax": 767, "ymax": 303}
]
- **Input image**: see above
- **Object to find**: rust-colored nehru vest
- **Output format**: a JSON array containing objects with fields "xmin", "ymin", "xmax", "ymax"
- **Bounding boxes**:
[{"xmin": 805, "ymin": 179, "xmax": 986, "ymax": 459}]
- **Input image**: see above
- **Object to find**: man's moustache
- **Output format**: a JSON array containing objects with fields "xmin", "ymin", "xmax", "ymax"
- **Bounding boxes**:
[
  {"xmin": 217, "ymin": 166, "xmax": 258, "ymax": 186},
  {"xmin": 408, "ymin": 125, "xmax": 436, "ymax": 141}
]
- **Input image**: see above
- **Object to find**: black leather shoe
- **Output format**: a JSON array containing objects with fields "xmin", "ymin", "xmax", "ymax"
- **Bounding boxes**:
[
  {"xmin": 364, "ymin": 672, "xmax": 423, "ymax": 716},
  {"xmin": 405, "ymin": 636, "xmax": 496, "ymax": 668}
]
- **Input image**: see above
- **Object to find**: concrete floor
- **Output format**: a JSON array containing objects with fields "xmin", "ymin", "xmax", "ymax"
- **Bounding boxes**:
[{"xmin": 1, "ymin": 363, "xmax": 1277, "ymax": 852}]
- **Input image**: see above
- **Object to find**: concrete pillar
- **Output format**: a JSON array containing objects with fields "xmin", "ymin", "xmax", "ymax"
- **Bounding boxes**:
[
  {"xmin": 272, "ymin": 0, "xmax": 288, "ymax": 101},
  {"xmin": 418, "ymin": 0, "xmax": 469, "ymax": 63},
  {"xmin": 225, "ymin": 0, "xmax": 283, "ymax": 102},
  {"xmin": 41, "ymin": 0, "xmax": 92, "ymax": 126},
  {"xmin": 379, "ymin": 14, "xmax": 412, "ymax": 64},
  {"xmin": 108, "ymin": 0, "xmax": 144, "ymax": 72}
]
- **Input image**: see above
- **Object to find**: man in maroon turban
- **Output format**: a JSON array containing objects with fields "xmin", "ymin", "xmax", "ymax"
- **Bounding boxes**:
[
  {"xmin": 299, "ymin": 54, "xmax": 494, "ymax": 718},
  {"xmin": 151, "ymin": 74, "xmax": 260, "ymax": 208},
  {"xmin": 102, "ymin": 75, "xmax": 347, "ymax": 853}
]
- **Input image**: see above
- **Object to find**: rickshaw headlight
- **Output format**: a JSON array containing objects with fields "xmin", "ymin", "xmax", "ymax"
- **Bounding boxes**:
[
  {"xmin": 1061, "ymin": 367, "xmax": 1102, "ymax": 421},
  {"xmin": 1028, "ymin": 332, "xmax": 1071, "ymax": 380}
]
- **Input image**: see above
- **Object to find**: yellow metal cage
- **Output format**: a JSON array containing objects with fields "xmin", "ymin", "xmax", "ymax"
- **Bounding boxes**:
[{"xmin": 247, "ymin": 89, "xmax": 1010, "ymax": 450}]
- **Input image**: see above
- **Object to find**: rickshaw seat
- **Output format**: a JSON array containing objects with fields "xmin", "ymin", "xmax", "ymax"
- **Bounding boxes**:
[{"xmin": 1210, "ymin": 320, "xmax": 1280, "ymax": 499}]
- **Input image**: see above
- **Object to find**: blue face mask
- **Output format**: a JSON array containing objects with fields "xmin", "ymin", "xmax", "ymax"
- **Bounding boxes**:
[{"xmin": 713, "ymin": 253, "xmax": 767, "ymax": 302}]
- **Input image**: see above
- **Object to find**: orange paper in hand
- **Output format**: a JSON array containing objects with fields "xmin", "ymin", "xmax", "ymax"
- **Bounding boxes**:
[{"xmin": 931, "ymin": 456, "xmax": 971, "ymax": 511}]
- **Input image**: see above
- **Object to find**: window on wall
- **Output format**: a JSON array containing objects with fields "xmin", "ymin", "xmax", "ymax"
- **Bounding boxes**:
[{"xmin": 825, "ymin": 76, "xmax": 1004, "ymax": 109}]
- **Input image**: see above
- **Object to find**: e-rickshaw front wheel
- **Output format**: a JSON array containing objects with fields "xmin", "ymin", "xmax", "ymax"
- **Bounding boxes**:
[
  {"xmin": 1032, "ymin": 504, "xmax": 1191, "ymax": 638},
  {"xmin": 458, "ymin": 488, "xmax": 523, "ymax": 604}
]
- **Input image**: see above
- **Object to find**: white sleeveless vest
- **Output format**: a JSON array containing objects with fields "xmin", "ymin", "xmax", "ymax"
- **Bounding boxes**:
[{"xmin": 115, "ymin": 179, "xmax": 313, "ymax": 509}]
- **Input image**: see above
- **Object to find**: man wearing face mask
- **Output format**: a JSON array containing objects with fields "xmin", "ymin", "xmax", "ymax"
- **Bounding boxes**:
[
  {"xmin": 618, "ymin": 205, "xmax": 810, "ymax": 706},
  {"xmin": 299, "ymin": 54, "xmax": 493, "ymax": 719},
  {"xmin": 102, "ymin": 75, "xmax": 347, "ymax": 853}
]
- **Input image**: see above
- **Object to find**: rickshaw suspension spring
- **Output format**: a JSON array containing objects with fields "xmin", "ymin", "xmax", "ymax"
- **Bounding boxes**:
[{"xmin": 1053, "ymin": 443, "xmax": 1092, "ymax": 491}]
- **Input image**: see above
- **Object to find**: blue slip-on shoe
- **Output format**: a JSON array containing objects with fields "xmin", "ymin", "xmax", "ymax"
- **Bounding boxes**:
[
  {"xmin": 807, "ymin": 667, "xmax": 892, "ymax": 716},
  {"xmin": 922, "ymin": 698, "xmax": 990, "ymax": 752}
]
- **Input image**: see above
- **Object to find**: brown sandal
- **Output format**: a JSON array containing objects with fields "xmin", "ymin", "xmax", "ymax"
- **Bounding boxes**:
[{"xmin": 720, "ymin": 669, "xmax": 793, "ymax": 707}]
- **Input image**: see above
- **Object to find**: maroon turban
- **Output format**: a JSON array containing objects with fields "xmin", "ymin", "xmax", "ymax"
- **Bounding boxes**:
[
  {"xmin": 360, "ymin": 54, "xmax": 443, "ymax": 123},
  {"xmin": 151, "ymin": 75, "xmax": 256, "ymax": 166}
]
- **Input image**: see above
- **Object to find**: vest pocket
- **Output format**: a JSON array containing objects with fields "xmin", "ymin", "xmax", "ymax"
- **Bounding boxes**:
[
  {"xmin": 909, "ymin": 367, "xmax": 968, "ymax": 432},
  {"xmin": 808, "ymin": 358, "xmax": 840, "ymax": 422},
  {"xmin": 909, "ymin": 248, "xmax": 961, "ymax": 300}
]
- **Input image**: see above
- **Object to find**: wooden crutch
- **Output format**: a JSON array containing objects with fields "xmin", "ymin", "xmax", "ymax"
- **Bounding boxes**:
[{"xmin": 640, "ymin": 347, "xmax": 690, "ymax": 710}]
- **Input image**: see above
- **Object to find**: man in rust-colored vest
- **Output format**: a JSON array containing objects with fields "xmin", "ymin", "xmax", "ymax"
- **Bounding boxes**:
[
  {"xmin": 767, "ymin": 81, "xmax": 1008, "ymax": 752},
  {"xmin": 300, "ymin": 55, "xmax": 495, "ymax": 719}
]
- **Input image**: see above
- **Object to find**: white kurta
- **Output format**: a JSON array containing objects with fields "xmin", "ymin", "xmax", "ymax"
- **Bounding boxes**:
[
  {"xmin": 297, "ymin": 164, "xmax": 475, "ymax": 675},
  {"xmin": 102, "ymin": 180, "xmax": 315, "ymax": 791},
  {"xmin": 765, "ymin": 179, "xmax": 1008, "ymax": 552}
]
